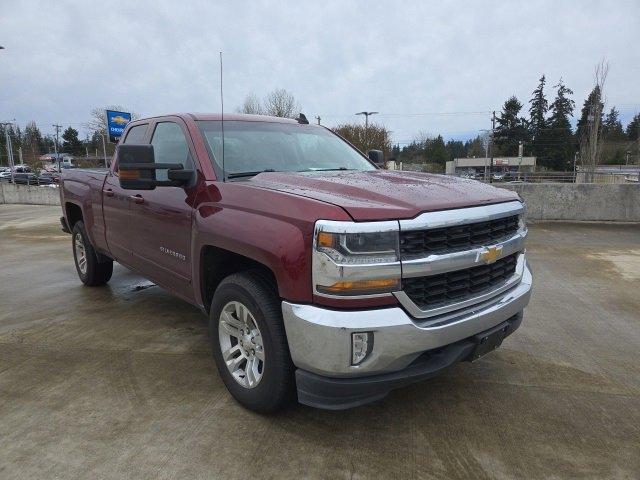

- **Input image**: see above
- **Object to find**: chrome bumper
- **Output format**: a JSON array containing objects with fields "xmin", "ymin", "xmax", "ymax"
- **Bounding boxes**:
[{"xmin": 282, "ymin": 261, "xmax": 532, "ymax": 377}]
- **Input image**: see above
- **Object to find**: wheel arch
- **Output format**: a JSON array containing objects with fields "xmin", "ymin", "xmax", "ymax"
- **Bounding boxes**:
[
  {"xmin": 65, "ymin": 201, "xmax": 84, "ymax": 228},
  {"xmin": 199, "ymin": 245, "xmax": 279, "ymax": 313}
]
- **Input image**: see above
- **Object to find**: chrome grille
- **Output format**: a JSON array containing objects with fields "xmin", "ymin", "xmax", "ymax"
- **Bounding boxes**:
[
  {"xmin": 400, "ymin": 215, "xmax": 519, "ymax": 259},
  {"xmin": 402, "ymin": 253, "xmax": 518, "ymax": 310}
]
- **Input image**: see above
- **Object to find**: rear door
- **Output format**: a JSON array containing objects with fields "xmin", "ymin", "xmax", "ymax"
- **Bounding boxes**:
[
  {"xmin": 103, "ymin": 123, "xmax": 149, "ymax": 263},
  {"xmin": 127, "ymin": 119, "xmax": 196, "ymax": 299}
]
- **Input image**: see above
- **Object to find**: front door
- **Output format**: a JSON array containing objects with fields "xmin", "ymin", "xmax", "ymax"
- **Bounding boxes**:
[
  {"xmin": 127, "ymin": 120, "xmax": 196, "ymax": 300},
  {"xmin": 102, "ymin": 172, "xmax": 131, "ymax": 262},
  {"xmin": 103, "ymin": 123, "xmax": 150, "ymax": 263}
]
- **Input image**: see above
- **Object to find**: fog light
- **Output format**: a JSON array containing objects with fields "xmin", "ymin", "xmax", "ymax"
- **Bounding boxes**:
[{"xmin": 351, "ymin": 332, "xmax": 373, "ymax": 365}]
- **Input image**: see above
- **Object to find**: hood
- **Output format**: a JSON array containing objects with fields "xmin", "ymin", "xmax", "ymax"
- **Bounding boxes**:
[{"xmin": 246, "ymin": 170, "xmax": 520, "ymax": 221}]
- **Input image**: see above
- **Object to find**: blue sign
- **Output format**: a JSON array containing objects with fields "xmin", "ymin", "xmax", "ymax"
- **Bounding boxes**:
[{"xmin": 105, "ymin": 109, "xmax": 132, "ymax": 143}]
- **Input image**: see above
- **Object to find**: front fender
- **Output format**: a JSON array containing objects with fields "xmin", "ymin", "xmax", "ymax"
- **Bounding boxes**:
[{"xmin": 193, "ymin": 205, "xmax": 313, "ymax": 305}]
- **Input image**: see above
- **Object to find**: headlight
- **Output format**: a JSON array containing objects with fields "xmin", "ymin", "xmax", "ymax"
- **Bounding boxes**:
[
  {"xmin": 518, "ymin": 202, "xmax": 527, "ymax": 231},
  {"xmin": 313, "ymin": 220, "xmax": 401, "ymax": 297},
  {"xmin": 316, "ymin": 230, "xmax": 398, "ymax": 264}
]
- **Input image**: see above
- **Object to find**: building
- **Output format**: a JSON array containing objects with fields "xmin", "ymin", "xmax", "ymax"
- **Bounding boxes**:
[{"xmin": 446, "ymin": 157, "xmax": 536, "ymax": 176}]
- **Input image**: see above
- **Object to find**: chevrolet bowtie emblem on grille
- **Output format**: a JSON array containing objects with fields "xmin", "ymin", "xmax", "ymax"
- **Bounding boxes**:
[{"xmin": 480, "ymin": 245, "xmax": 503, "ymax": 264}]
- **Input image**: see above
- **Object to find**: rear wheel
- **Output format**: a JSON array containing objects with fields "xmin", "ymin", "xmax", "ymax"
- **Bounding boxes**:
[
  {"xmin": 210, "ymin": 271, "xmax": 295, "ymax": 413},
  {"xmin": 72, "ymin": 221, "xmax": 113, "ymax": 286}
]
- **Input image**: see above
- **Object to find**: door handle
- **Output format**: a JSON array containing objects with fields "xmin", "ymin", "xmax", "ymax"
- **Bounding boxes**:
[
  {"xmin": 130, "ymin": 194, "xmax": 144, "ymax": 204},
  {"xmin": 103, "ymin": 188, "xmax": 114, "ymax": 197}
]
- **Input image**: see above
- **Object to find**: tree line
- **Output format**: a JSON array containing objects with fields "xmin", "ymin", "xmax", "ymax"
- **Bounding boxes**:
[
  {"xmin": 4, "ymin": 80, "xmax": 637, "ymax": 171},
  {"xmin": 397, "ymin": 70, "xmax": 640, "ymax": 171},
  {"xmin": 0, "ymin": 106, "xmax": 138, "ymax": 166}
]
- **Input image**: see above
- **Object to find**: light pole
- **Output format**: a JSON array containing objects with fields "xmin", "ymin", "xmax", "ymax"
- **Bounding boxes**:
[
  {"xmin": 52, "ymin": 124, "xmax": 61, "ymax": 172},
  {"xmin": 356, "ymin": 111, "xmax": 378, "ymax": 148}
]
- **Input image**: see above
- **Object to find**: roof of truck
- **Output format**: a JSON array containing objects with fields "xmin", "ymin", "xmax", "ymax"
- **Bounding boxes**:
[
  {"xmin": 188, "ymin": 113, "xmax": 299, "ymax": 123},
  {"xmin": 129, "ymin": 113, "xmax": 300, "ymax": 124}
]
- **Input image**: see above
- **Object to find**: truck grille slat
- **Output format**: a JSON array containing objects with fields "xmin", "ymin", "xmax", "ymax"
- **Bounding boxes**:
[
  {"xmin": 402, "ymin": 253, "xmax": 518, "ymax": 310},
  {"xmin": 400, "ymin": 215, "xmax": 520, "ymax": 258}
]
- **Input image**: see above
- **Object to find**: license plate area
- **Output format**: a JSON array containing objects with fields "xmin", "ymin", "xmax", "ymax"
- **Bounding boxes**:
[{"xmin": 469, "ymin": 322, "xmax": 508, "ymax": 361}]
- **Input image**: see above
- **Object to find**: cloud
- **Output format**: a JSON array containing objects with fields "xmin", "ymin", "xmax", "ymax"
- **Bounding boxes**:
[{"xmin": 2, "ymin": 0, "xmax": 639, "ymax": 143}]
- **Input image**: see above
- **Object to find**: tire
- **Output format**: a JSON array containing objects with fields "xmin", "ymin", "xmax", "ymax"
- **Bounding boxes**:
[
  {"xmin": 210, "ymin": 270, "xmax": 295, "ymax": 413},
  {"xmin": 72, "ymin": 220, "xmax": 113, "ymax": 286}
]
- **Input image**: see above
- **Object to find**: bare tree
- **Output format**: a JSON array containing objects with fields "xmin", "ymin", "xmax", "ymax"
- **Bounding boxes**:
[
  {"xmin": 580, "ymin": 60, "xmax": 609, "ymax": 182},
  {"xmin": 332, "ymin": 122, "xmax": 392, "ymax": 157},
  {"xmin": 84, "ymin": 105, "xmax": 140, "ymax": 134},
  {"xmin": 237, "ymin": 93, "xmax": 264, "ymax": 115},
  {"xmin": 264, "ymin": 89, "xmax": 299, "ymax": 118}
]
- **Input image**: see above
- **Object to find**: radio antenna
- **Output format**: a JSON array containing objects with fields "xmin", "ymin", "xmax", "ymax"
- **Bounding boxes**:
[{"xmin": 219, "ymin": 51, "xmax": 226, "ymax": 181}]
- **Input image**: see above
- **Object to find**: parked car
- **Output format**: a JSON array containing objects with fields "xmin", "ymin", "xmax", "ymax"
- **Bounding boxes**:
[
  {"xmin": 12, "ymin": 172, "xmax": 40, "ymax": 185},
  {"xmin": 36, "ymin": 172, "xmax": 56, "ymax": 185},
  {"xmin": 1, "ymin": 166, "xmax": 34, "ymax": 182},
  {"xmin": 60, "ymin": 113, "xmax": 532, "ymax": 413}
]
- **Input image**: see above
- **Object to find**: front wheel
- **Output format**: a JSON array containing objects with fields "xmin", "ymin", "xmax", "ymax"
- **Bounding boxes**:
[
  {"xmin": 210, "ymin": 271, "xmax": 295, "ymax": 413},
  {"xmin": 72, "ymin": 221, "xmax": 113, "ymax": 286}
]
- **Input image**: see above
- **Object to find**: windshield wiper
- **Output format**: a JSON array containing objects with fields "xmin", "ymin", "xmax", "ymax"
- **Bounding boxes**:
[
  {"xmin": 303, "ymin": 167, "xmax": 355, "ymax": 172},
  {"xmin": 226, "ymin": 169, "xmax": 277, "ymax": 179}
]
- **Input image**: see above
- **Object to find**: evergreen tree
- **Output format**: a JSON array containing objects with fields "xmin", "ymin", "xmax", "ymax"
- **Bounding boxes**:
[
  {"xmin": 23, "ymin": 121, "xmax": 44, "ymax": 164},
  {"xmin": 445, "ymin": 139, "xmax": 466, "ymax": 159},
  {"xmin": 465, "ymin": 135, "xmax": 486, "ymax": 158},
  {"xmin": 528, "ymin": 75, "xmax": 549, "ymax": 160},
  {"xmin": 41, "ymin": 135, "xmax": 55, "ymax": 154},
  {"xmin": 602, "ymin": 107, "xmax": 626, "ymax": 141},
  {"xmin": 599, "ymin": 107, "xmax": 627, "ymax": 165},
  {"xmin": 494, "ymin": 96, "xmax": 529, "ymax": 156},
  {"xmin": 576, "ymin": 85, "xmax": 603, "ymax": 143},
  {"xmin": 424, "ymin": 135, "xmax": 449, "ymax": 166},
  {"xmin": 545, "ymin": 78, "xmax": 575, "ymax": 170},
  {"xmin": 9, "ymin": 125, "xmax": 22, "ymax": 152},
  {"xmin": 626, "ymin": 113, "xmax": 640, "ymax": 141},
  {"xmin": 62, "ymin": 127, "xmax": 83, "ymax": 155}
]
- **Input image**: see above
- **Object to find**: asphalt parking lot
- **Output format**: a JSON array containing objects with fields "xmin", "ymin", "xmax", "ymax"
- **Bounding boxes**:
[{"xmin": 1, "ymin": 204, "xmax": 639, "ymax": 479}]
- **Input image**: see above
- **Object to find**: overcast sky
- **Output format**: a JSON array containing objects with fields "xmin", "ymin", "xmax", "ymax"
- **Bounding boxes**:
[{"xmin": 2, "ymin": 0, "xmax": 639, "ymax": 144}]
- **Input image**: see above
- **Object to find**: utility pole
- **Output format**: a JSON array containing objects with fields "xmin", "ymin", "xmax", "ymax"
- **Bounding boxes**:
[
  {"xmin": 101, "ymin": 134, "xmax": 108, "ymax": 167},
  {"xmin": 517, "ymin": 141, "xmax": 523, "ymax": 180},
  {"xmin": 52, "ymin": 123, "xmax": 62, "ymax": 172},
  {"xmin": 356, "ymin": 111, "xmax": 378, "ymax": 148},
  {"xmin": 315, "ymin": 115, "xmax": 321, "ymax": 125},
  {"xmin": 489, "ymin": 111, "xmax": 496, "ymax": 183}
]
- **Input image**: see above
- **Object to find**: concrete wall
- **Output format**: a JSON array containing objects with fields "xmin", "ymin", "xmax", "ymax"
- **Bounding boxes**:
[
  {"xmin": 0, "ymin": 184, "xmax": 61, "ymax": 206},
  {"xmin": 1, "ymin": 182, "xmax": 638, "ymax": 222},
  {"xmin": 499, "ymin": 183, "xmax": 640, "ymax": 222}
]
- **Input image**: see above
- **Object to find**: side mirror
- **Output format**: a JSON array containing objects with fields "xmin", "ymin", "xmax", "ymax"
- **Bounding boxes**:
[
  {"xmin": 117, "ymin": 144, "xmax": 193, "ymax": 190},
  {"xmin": 367, "ymin": 149, "xmax": 385, "ymax": 167}
]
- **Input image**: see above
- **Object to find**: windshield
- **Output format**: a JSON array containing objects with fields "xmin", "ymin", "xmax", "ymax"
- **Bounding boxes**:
[{"xmin": 197, "ymin": 120, "xmax": 375, "ymax": 179}]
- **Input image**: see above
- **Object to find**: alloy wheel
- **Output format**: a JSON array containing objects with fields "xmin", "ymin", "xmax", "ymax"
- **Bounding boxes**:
[{"xmin": 218, "ymin": 301, "xmax": 265, "ymax": 388}]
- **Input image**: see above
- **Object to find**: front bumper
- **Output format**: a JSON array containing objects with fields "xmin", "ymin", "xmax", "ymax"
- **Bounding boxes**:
[
  {"xmin": 295, "ymin": 313, "xmax": 523, "ymax": 409},
  {"xmin": 281, "ymin": 262, "xmax": 532, "ymax": 407}
]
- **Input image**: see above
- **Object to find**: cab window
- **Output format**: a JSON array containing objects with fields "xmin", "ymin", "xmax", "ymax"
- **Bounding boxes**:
[
  {"xmin": 123, "ymin": 124, "xmax": 148, "ymax": 144},
  {"xmin": 151, "ymin": 122, "xmax": 192, "ymax": 181}
]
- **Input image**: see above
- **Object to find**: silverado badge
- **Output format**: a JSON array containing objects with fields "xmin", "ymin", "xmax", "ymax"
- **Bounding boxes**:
[{"xmin": 480, "ymin": 245, "xmax": 503, "ymax": 264}]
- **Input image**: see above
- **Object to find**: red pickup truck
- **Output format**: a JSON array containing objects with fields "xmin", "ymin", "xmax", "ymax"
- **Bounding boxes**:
[{"xmin": 60, "ymin": 113, "xmax": 532, "ymax": 412}]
